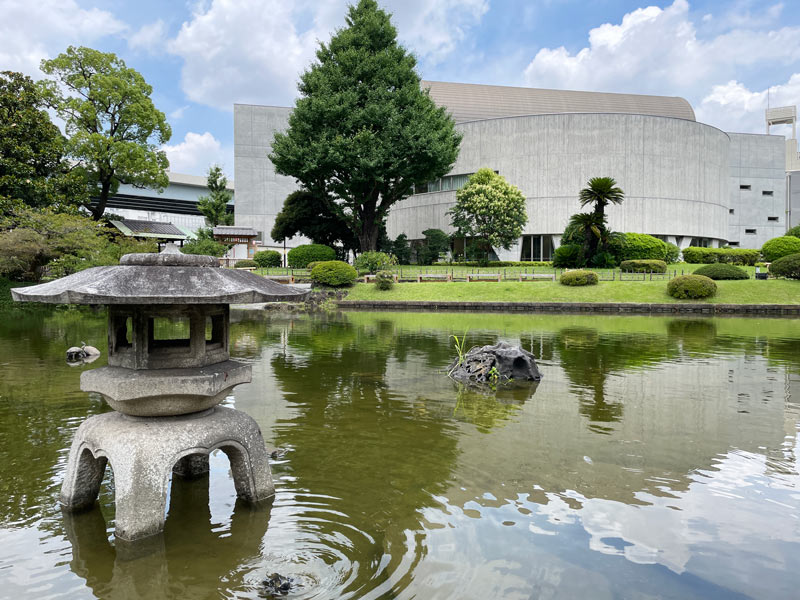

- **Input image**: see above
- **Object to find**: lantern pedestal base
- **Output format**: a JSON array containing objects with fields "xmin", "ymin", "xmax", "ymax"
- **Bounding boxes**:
[{"xmin": 60, "ymin": 406, "xmax": 274, "ymax": 542}]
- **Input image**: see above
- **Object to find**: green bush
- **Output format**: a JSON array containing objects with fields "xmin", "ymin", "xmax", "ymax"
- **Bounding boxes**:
[
  {"xmin": 449, "ymin": 261, "xmax": 553, "ymax": 267},
  {"xmin": 664, "ymin": 243, "xmax": 680, "ymax": 264},
  {"xmin": 391, "ymin": 234, "xmax": 412, "ymax": 264},
  {"xmin": 693, "ymin": 263, "xmax": 749, "ymax": 280},
  {"xmin": 560, "ymin": 270, "xmax": 598, "ymax": 286},
  {"xmin": 620, "ymin": 259, "xmax": 667, "ymax": 273},
  {"xmin": 667, "ymin": 275, "xmax": 717, "ymax": 299},
  {"xmin": 310, "ymin": 260, "xmax": 357, "ymax": 287},
  {"xmin": 786, "ymin": 225, "xmax": 800, "ymax": 239},
  {"xmin": 761, "ymin": 236, "xmax": 800, "ymax": 262},
  {"xmin": 769, "ymin": 253, "xmax": 800, "ymax": 279},
  {"xmin": 374, "ymin": 270, "xmax": 394, "ymax": 290},
  {"xmin": 234, "ymin": 259, "xmax": 257, "ymax": 268},
  {"xmin": 589, "ymin": 251, "xmax": 617, "ymax": 268},
  {"xmin": 182, "ymin": 238, "xmax": 228, "ymax": 257},
  {"xmin": 354, "ymin": 251, "xmax": 396, "ymax": 274},
  {"xmin": 618, "ymin": 233, "xmax": 670, "ymax": 261},
  {"xmin": 287, "ymin": 244, "xmax": 336, "ymax": 268},
  {"xmin": 681, "ymin": 247, "xmax": 759, "ymax": 266},
  {"xmin": 253, "ymin": 250, "xmax": 282, "ymax": 268},
  {"xmin": 553, "ymin": 244, "xmax": 584, "ymax": 268}
]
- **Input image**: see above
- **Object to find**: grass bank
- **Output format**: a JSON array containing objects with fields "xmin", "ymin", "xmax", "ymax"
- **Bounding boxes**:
[{"xmin": 344, "ymin": 279, "xmax": 800, "ymax": 305}]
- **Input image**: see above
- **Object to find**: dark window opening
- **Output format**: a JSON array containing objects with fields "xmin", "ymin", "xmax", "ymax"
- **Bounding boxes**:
[
  {"xmin": 206, "ymin": 314, "xmax": 225, "ymax": 347},
  {"xmin": 745, "ymin": 229, "xmax": 757, "ymax": 234},
  {"xmin": 729, "ymin": 209, "xmax": 735, "ymax": 214},
  {"xmin": 740, "ymin": 184, "xmax": 751, "ymax": 190},
  {"xmin": 111, "ymin": 315, "xmax": 133, "ymax": 353},
  {"xmin": 768, "ymin": 216, "xmax": 779, "ymax": 222},
  {"xmin": 149, "ymin": 317, "xmax": 191, "ymax": 350},
  {"xmin": 729, "ymin": 241, "xmax": 740, "ymax": 246},
  {"xmin": 763, "ymin": 190, "xmax": 774, "ymax": 196}
]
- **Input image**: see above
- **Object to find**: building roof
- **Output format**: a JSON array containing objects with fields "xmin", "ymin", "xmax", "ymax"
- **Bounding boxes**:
[
  {"xmin": 421, "ymin": 81, "xmax": 696, "ymax": 123},
  {"xmin": 213, "ymin": 226, "xmax": 259, "ymax": 237},
  {"xmin": 110, "ymin": 219, "xmax": 190, "ymax": 240},
  {"xmin": 167, "ymin": 171, "xmax": 234, "ymax": 190}
]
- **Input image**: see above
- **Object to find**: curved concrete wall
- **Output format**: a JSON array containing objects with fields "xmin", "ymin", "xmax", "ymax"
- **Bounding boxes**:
[{"xmin": 387, "ymin": 113, "xmax": 731, "ymax": 247}]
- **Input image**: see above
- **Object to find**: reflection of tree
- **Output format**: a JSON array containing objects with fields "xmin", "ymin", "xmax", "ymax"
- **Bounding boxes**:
[
  {"xmin": 269, "ymin": 317, "xmax": 462, "ymax": 596},
  {"xmin": 666, "ymin": 319, "xmax": 717, "ymax": 354},
  {"xmin": 451, "ymin": 382, "xmax": 537, "ymax": 433}
]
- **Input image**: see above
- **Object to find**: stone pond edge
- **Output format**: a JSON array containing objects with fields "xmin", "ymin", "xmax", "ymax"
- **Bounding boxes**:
[{"xmin": 337, "ymin": 300, "xmax": 800, "ymax": 316}]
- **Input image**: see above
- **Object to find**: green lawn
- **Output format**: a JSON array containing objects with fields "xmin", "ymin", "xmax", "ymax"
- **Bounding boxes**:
[{"xmin": 344, "ymin": 279, "xmax": 800, "ymax": 304}]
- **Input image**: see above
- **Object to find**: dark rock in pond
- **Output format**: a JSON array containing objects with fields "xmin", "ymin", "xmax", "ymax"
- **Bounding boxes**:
[
  {"xmin": 448, "ymin": 342, "xmax": 542, "ymax": 384},
  {"xmin": 262, "ymin": 572, "xmax": 294, "ymax": 596}
]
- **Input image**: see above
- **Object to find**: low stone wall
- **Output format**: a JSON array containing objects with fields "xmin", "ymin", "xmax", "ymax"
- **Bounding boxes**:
[{"xmin": 338, "ymin": 300, "xmax": 800, "ymax": 317}]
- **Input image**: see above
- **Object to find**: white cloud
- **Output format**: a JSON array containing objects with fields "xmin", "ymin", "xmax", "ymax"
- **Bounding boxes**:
[
  {"xmin": 0, "ymin": 0, "xmax": 126, "ymax": 76},
  {"xmin": 162, "ymin": 131, "xmax": 230, "ymax": 177},
  {"xmin": 169, "ymin": 105, "xmax": 190, "ymax": 120},
  {"xmin": 167, "ymin": 0, "xmax": 488, "ymax": 111},
  {"xmin": 128, "ymin": 19, "xmax": 167, "ymax": 54},
  {"xmin": 522, "ymin": 0, "xmax": 800, "ymax": 133}
]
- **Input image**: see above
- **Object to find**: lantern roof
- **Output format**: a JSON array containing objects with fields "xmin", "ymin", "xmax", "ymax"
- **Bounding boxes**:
[{"xmin": 11, "ymin": 244, "xmax": 309, "ymax": 305}]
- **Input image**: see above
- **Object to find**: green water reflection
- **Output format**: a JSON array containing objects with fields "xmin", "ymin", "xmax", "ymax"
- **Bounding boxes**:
[{"xmin": 0, "ymin": 308, "xmax": 798, "ymax": 599}]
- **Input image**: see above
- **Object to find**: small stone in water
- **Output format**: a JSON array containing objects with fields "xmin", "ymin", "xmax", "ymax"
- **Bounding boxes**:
[
  {"xmin": 262, "ymin": 572, "xmax": 294, "ymax": 596},
  {"xmin": 269, "ymin": 448, "xmax": 287, "ymax": 460}
]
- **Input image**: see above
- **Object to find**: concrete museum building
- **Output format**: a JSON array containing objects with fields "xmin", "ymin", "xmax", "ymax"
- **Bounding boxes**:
[{"xmin": 234, "ymin": 81, "xmax": 798, "ymax": 261}]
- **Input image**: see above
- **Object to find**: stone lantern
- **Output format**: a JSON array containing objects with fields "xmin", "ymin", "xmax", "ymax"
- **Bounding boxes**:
[{"xmin": 12, "ymin": 244, "xmax": 308, "ymax": 541}]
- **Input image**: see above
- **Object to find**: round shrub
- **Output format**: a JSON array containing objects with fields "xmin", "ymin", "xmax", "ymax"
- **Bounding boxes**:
[
  {"xmin": 618, "ymin": 233, "xmax": 668, "ymax": 261},
  {"xmin": 663, "ymin": 243, "xmax": 680, "ymax": 264},
  {"xmin": 553, "ymin": 244, "xmax": 583, "ymax": 268},
  {"xmin": 374, "ymin": 270, "xmax": 395, "ymax": 291},
  {"xmin": 769, "ymin": 253, "xmax": 800, "ymax": 279},
  {"xmin": 667, "ymin": 275, "xmax": 717, "ymax": 299},
  {"xmin": 234, "ymin": 259, "xmax": 257, "ymax": 268},
  {"xmin": 253, "ymin": 250, "xmax": 282, "ymax": 268},
  {"xmin": 761, "ymin": 236, "xmax": 800, "ymax": 262},
  {"xmin": 786, "ymin": 225, "xmax": 800, "ymax": 239},
  {"xmin": 560, "ymin": 270, "xmax": 599, "ymax": 286},
  {"xmin": 620, "ymin": 259, "xmax": 666, "ymax": 273},
  {"xmin": 693, "ymin": 263, "xmax": 749, "ymax": 280},
  {"xmin": 354, "ymin": 251, "xmax": 396, "ymax": 274},
  {"xmin": 287, "ymin": 244, "xmax": 336, "ymax": 268},
  {"xmin": 310, "ymin": 260, "xmax": 357, "ymax": 287}
]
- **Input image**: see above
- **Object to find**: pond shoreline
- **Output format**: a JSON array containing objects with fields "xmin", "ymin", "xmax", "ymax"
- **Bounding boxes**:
[{"xmin": 338, "ymin": 300, "xmax": 800, "ymax": 316}]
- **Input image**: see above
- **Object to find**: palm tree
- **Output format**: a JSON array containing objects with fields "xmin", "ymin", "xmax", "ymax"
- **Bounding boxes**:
[
  {"xmin": 579, "ymin": 177, "xmax": 625, "ymax": 221},
  {"xmin": 568, "ymin": 212, "xmax": 607, "ymax": 259}
]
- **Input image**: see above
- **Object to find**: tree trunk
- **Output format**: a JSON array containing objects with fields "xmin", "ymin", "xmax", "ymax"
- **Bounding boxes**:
[
  {"xmin": 91, "ymin": 180, "xmax": 112, "ymax": 221},
  {"xmin": 358, "ymin": 200, "xmax": 380, "ymax": 251}
]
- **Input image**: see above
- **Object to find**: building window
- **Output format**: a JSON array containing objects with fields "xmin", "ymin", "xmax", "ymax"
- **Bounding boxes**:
[
  {"xmin": 690, "ymin": 237, "xmax": 712, "ymax": 247},
  {"xmin": 745, "ymin": 229, "xmax": 756, "ymax": 234},
  {"xmin": 768, "ymin": 216, "xmax": 779, "ymax": 222},
  {"xmin": 729, "ymin": 241, "xmax": 740, "ymax": 247},
  {"xmin": 763, "ymin": 190, "xmax": 773, "ymax": 196},
  {"xmin": 414, "ymin": 172, "xmax": 475, "ymax": 194},
  {"xmin": 729, "ymin": 209, "xmax": 735, "ymax": 214},
  {"xmin": 740, "ymin": 184, "xmax": 751, "ymax": 190},
  {"xmin": 520, "ymin": 235, "xmax": 553, "ymax": 262}
]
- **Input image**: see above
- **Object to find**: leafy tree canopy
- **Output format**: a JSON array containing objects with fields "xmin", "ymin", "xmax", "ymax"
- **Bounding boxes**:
[
  {"xmin": 39, "ymin": 46, "xmax": 172, "ymax": 220},
  {"xmin": 272, "ymin": 189, "xmax": 359, "ymax": 253},
  {"xmin": 269, "ymin": 0, "xmax": 461, "ymax": 251},
  {"xmin": 449, "ymin": 168, "xmax": 527, "ymax": 251},
  {"xmin": 197, "ymin": 165, "xmax": 233, "ymax": 227},
  {"xmin": 0, "ymin": 71, "xmax": 85, "ymax": 213},
  {"xmin": 417, "ymin": 228, "xmax": 450, "ymax": 265}
]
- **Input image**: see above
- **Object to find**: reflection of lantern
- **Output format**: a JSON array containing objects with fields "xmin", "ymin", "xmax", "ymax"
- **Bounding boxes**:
[{"xmin": 13, "ymin": 244, "xmax": 308, "ymax": 541}]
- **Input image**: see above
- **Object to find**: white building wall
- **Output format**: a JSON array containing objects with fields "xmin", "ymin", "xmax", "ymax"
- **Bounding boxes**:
[
  {"xmin": 233, "ymin": 104, "xmax": 309, "ymax": 248},
  {"xmin": 387, "ymin": 113, "xmax": 731, "ymax": 251},
  {"xmin": 727, "ymin": 133, "xmax": 787, "ymax": 248}
]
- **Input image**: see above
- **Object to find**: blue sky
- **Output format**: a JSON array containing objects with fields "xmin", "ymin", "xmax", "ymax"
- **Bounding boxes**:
[{"xmin": 3, "ymin": 0, "xmax": 799, "ymax": 177}]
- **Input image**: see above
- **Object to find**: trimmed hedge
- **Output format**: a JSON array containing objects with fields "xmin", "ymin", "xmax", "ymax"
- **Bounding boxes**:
[
  {"xmin": 374, "ymin": 270, "xmax": 394, "ymax": 290},
  {"xmin": 693, "ymin": 263, "xmax": 749, "ymax": 280},
  {"xmin": 681, "ymin": 247, "xmax": 759, "ymax": 265},
  {"xmin": 355, "ymin": 251, "xmax": 396, "ymax": 274},
  {"xmin": 444, "ymin": 261, "xmax": 553, "ymax": 267},
  {"xmin": 786, "ymin": 225, "xmax": 800, "ymax": 239},
  {"xmin": 620, "ymin": 259, "xmax": 667, "ymax": 273},
  {"xmin": 618, "ymin": 233, "xmax": 669, "ymax": 261},
  {"xmin": 553, "ymin": 244, "xmax": 583, "ymax": 268},
  {"xmin": 560, "ymin": 270, "xmax": 598, "ymax": 286},
  {"xmin": 761, "ymin": 236, "xmax": 800, "ymax": 262},
  {"xmin": 310, "ymin": 260, "xmax": 357, "ymax": 287},
  {"xmin": 769, "ymin": 253, "xmax": 800, "ymax": 279},
  {"xmin": 287, "ymin": 244, "xmax": 336, "ymax": 268},
  {"xmin": 253, "ymin": 250, "xmax": 282, "ymax": 268},
  {"xmin": 234, "ymin": 259, "xmax": 257, "ymax": 268},
  {"xmin": 667, "ymin": 275, "xmax": 717, "ymax": 299}
]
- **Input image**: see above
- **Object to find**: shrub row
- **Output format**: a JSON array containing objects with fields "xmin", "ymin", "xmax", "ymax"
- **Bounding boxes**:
[
  {"xmin": 287, "ymin": 244, "xmax": 336, "ymax": 268},
  {"xmin": 234, "ymin": 259, "xmax": 258, "ymax": 268},
  {"xmin": 560, "ymin": 270, "xmax": 598, "ymax": 286},
  {"xmin": 618, "ymin": 233, "xmax": 679, "ymax": 263},
  {"xmin": 667, "ymin": 275, "xmax": 717, "ymax": 299},
  {"xmin": 693, "ymin": 263, "xmax": 749, "ymax": 280},
  {"xmin": 253, "ymin": 250, "xmax": 282, "ymax": 268},
  {"xmin": 620, "ymin": 259, "xmax": 667, "ymax": 273},
  {"xmin": 682, "ymin": 247, "xmax": 759, "ymax": 266}
]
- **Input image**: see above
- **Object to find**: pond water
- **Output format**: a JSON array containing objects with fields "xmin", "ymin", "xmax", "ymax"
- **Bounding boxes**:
[{"xmin": 0, "ymin": 308, "xmax": 799, "ymax": 599}]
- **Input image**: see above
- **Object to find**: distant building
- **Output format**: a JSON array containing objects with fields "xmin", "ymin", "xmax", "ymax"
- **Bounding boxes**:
[
  {"xmin": 109, "ymin": 219, "xmax": 191, "ymax": 247},
  {"xmin": 235, "ymin": 81, "xmax": 793, "ymax": 257}
]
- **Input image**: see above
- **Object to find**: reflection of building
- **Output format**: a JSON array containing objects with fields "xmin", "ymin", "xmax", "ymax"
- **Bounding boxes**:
[
  {"xmin": 235, "ymin": 82, "xmax": 793, "ymax": 257},
  {"xmin": 98, "ymin": 171, "xmax": 234, "ymax": 236}
]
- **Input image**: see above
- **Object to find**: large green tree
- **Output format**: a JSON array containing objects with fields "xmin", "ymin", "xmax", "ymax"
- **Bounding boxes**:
[
  {"xmin": 39, "ymin": 46, "xmax": 172, "ymax": 220},
  {"xmin": 269, "ymin": 0, "xmax": 461, "ymax": 251},
  {"xmin": 197, "ymin": 165, "xmax": 233, "ymax": 227},
  {"xmin": 272, "ymin": 189, "xmax": 359, "ymax": 254},
  {"xmin": 448, "ymin": 168, "xmax": 527, "ymax": 258},
  {"xmin": 0, "ymin": 71, "xmax": 85, "ymax": 213}
]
